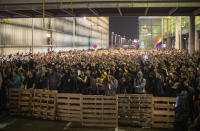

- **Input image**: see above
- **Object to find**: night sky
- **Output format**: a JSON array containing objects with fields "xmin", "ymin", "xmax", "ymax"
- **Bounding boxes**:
[{"xmin": 109, "ymin": 16, "xmax": 138, "ymax": 40}]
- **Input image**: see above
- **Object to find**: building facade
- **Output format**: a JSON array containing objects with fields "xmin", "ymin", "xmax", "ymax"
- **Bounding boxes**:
[
  {"xmin": 0, "ymin": 17, "xmax": 109, "ymax": 55},
  {"xmin": 139, "ymin": 16, "xmax": 200, "ymax": 50}
]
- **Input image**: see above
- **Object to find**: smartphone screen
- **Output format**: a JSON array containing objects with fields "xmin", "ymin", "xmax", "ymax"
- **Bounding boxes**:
[{"xmin": 174, "ymin": 96, "xmax": 179, "ymax": 108}]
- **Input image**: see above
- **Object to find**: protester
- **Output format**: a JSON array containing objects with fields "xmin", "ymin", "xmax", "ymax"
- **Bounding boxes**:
[
  {"xmin": 104, "ymin": 75, "xmax": 118, "ymax": 96},
  {"xmin": 48, "ymin": 68, "xmax": 59, "ymax": 90},
  {"xmin": 192, "ymin": 93, "xmax": 200, "ymax": 131},
  {"xmin": 1, "ymin": 48, "xmax": 200, "ymax": 130},
  {"xmin": 0, "ymin": 49, "xmax": 198, "ymax": 96},
  {"xmin": 10, "ymin": 70, "xmax": 21, "ymax": 89},
  {"xmin": 0, "ymin": 71, "xmax": 3, "ymax": 114},
  {"xmin": 134, "ymin": 71, "xmax": 146, "ymax": 94}
]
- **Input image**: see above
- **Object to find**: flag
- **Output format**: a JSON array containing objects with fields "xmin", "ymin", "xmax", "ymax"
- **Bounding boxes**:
[{"xmin": 153, "ymin": 35, "xmax": 162, "ymax": 48}]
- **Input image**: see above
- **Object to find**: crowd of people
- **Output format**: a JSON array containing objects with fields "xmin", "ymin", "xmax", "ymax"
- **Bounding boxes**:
[{"xmin": 0, "ymin": 48, "xmax": 200, "ymax": 130}]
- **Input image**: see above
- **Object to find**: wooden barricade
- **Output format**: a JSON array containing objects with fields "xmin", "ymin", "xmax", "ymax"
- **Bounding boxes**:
[
  {"xmin": 32, "ymin": 89, "xmax": 43, "ymax": 119},
  {"xmin": 152, "ymin": 97, "xmax": 176, "ymax": 128},
  {"xmin": 118, "ymin": 94, "xmax": 152, "ymax": 127},
  {"xmin": 82, "ymin": 95, "xmax": 118, "ymax": 127},
  {"xmin": 8, "ymin": 88, "xmax": 20, "ymax": 116},
  {"xmin": 57, "ymin": 93, "xmax": 82, "ymax": 122},
  {"xmin": 19, "ymin": 89, "xmax": 33, "ymax": 117},
  {"xmin": 9, "ymin": 89, "xmax": 57, "ymax": 120},
  {"xmin": 40, "ymin": 90, "xmax": 57, "ymax": 120},
  {"xmin": 38, "ymin": 90, "xmax": 57, "ymax": 120},
  {"xmin": 8, "ymin": 89, "xmax": 176, "ymax": 129}
]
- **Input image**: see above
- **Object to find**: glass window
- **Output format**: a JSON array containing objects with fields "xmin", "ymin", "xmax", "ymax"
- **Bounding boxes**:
[{"xmin": 152, "ymin": 26, "xmax": 161, "ymax": 34}]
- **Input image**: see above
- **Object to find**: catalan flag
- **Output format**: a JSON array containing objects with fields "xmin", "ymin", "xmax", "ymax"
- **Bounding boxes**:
[{"xmin": 153, "ymin": 35, "xmax": 162, "ymax": 48}]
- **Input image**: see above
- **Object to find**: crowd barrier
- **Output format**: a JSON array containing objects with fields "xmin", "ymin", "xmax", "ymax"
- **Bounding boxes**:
[
  {"xmin": 152, "ymin": 97, "xmax": 176, "ymax": 128},
  {"xmin": 82, "ymin": 95, "xmax": 118, "ymax": 127},
  {"xmin": 8, "ymin": 88, "xmax": 176, "ymax": 128},
  {"xmin": 9, "ymin": 89, "xmax": 57, "ymax": 120},
  {"xmin": 118, "ymin": 94, "xmax": 152, "ymax": 127},
  {"xmin": 57, "ymin": 93, "xmax": 82, "ymax": 122}
]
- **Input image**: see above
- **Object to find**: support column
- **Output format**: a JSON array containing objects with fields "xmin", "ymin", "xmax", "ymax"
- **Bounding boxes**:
[
  {"xmin": 111, "ymin": 32, "xmax": 114, "ymax": 48},
  {"xmin": 167, "ymin": 18, "xmax": 172, "ymax": 49},
  {"xmin": 115, "ymin": 34, "xmax": 117, "ymax": 46},
  {"xmin": 31, "ymin": 17, "xmax": 34, "ymax": 55},
  {"xmin": 195, "ymin": 30, "xmax": 199, "ymax": 52},
  {"xmin": 72, "ymin": 18, "xmax": 76, "ymax": 48},
  {"xmin": 167, "ymin": 37, "xmax": 171, "ymax": 49},
  {"xmin": 180, "ymin": 17, "xmax": 182, "ymax": 49},
  {"xmin": 101, "ymin": 29, "xmax": 102, "ymax": 48},
  {"xmin": 189, "ymin": 16, "xmax": 195, "ymax": 54},
  {"xmin": 89, "ymin": 23, "xmax": 92, "ymax": 49},
  {"xmin": 161, "ymin": 18, "xmax": 164, "ymax": 46},
  {"xmin": 175, "ymin": 16, "xmax": 181, "ymax": 50}
]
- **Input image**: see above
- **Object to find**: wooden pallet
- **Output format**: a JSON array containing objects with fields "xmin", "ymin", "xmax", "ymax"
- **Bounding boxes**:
[
  {"xmin": 9, "ymin": 88, "xmax": 21, "ymax": 116},
  {"xmin": 32, "ymin": 89, "xmax": 43, "ymax": 118},
  {"xmin": 8, "ymin": 89, "xmax": 176, "ymax": 129},
  {"xmin": 31, "ymin": 89, "xmax": 57, "ymax": 120},
  {"xmin": 47, "ymin": 90, "xmax": 57, "ymax": 120},
  {"xmin": 118, "ymin": 94, "xmax": 152, "ymax": 127},
  {"xmin": 19, "ymin": 89, "xmax": 33, "ymax": 117},
  {"xmin": 82, "ymin": 95, "xmax": 118, "ymax": 127},
  {"xmin": 57, "ymin": 93, "xmax": 82, "ymax": 122},
  {"xmin": 40, "ymin": 90, "xmax": 57, "ymax": 120},
  {"xmin": 152, "ymin": 97, "xmax": 176, "ymax": 128}
]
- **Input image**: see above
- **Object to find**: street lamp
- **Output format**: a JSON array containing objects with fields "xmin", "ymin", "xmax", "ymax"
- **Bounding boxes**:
[
  {"xmin": 129, "ymin": 39, "xmax": 132, "ymax": 45},
  {"xmin": 115, "ymin": 34, "xmax": 117, "ymax": 46},
  {"xmin": 133, "ymin": 39, "xmax": 138, "ymax": 43},
  {"xmin": 118, "ymin": 35, "xmax": 121, "ymax": 45},
  {"xmin": 111, "ymin": 32, "xmax": 114, "ymax": 48}
]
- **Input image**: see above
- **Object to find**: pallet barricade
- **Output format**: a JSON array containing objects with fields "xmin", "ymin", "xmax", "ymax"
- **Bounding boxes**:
[
  {"xmin": 152, "ymin": 97, "xmax": 176, "ymax": 128},
  {"xmin": 19, "ymin": 89, "xmax": 33, "ymax": 117},
  {"xmin": 32, "ymin": 89, "xmax": 43, "ymax": 119},
  {"xmin": 57, "ymin": 93, "xmax": 82, "ymax": 122},
  {"xmin": 40, "ymin": 90, "xmax": 57, "ymax": 120},
  {"xmin": 82, "ymin": 95, "xmax": 118, "ymax": 127},
  {"xmin": 9, "ymin": 88, "xmax": 20, "ymax": 116},
  {"xmin": 118, "ymin": 94, "xmax": 152, "ymax": 127},
  {"xmin": 8, "ymin": 88, "xmax": 176, "ymax": 128},
  {"xmin": 9, "ymin": 88, "xmax": 57, "ymax": 120}
]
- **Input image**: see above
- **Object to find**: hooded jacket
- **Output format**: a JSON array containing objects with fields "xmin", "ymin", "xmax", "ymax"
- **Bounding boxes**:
[{"xmin": 134, "ymin": 71, "xmax": 146, "ymax": 94}]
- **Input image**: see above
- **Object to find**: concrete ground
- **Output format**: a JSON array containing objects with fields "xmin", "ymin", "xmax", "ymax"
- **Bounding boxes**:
[{"xmin": 0, "ymin": 117, "xmax": 173, "ymax": 131}]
